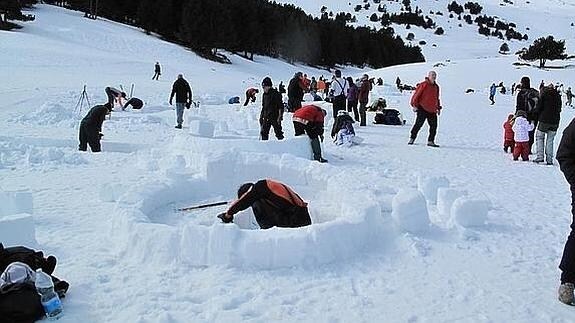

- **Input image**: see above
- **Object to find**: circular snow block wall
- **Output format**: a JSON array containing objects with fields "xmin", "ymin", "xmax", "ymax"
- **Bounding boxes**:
[{"xmin": 111, "ymin": 151, "xmax": 384, "ymax": 269}]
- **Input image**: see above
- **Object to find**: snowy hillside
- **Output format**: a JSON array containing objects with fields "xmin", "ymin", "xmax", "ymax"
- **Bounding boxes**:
[
  {"xmin": 278, "ymin": 0, "xmax": 575, "ymax": 62},
  {"xmin": 2, "ymin": 3, "xmax": 575, "ymax": 322}
]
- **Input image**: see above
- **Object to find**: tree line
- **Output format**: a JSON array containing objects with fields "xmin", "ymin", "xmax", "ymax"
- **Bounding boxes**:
[{"xmin": 40, "ymin": 0, "xmax": 424, "ymax": 68}]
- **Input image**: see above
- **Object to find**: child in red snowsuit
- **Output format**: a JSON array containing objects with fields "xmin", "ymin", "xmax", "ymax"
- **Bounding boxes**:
[{"xmin": 503, "ymin": 114, "xmax": 515, "ymax": 153}]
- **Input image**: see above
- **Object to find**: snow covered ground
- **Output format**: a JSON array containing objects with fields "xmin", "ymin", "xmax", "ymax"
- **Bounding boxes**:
[{"xmin": 2, "ymin": 3, "xmax": 575, "ymax": 322}]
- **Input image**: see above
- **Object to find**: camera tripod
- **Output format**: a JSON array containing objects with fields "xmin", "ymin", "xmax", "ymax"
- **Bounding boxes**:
[{"xmin": 74, "ymin": 85, "xmax": 91, "ymax": 115}]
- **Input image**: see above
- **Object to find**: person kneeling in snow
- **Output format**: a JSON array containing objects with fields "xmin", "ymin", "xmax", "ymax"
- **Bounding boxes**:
[
  {"xmin": 293, "ymin": 104, "xmax": 328, "ymax": 163},
  {"xmin": 78, "ymin": 103, "xmax": 111, "ymax": 152},
  {"xmin": 331, "ymin": 111, "xmax": 355, "ymax": 146},
  {"xmin": 217, "ymin": 179, "xmax": 312, "ymax": 229}
]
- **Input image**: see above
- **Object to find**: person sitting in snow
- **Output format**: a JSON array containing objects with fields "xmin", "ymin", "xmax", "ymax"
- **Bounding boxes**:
[
  {"xmin": 503, "ymin": 113, "xmax": 515, "ymax": 153},
  {"xmin": 217, "ymin": 179, "xmax": 312, "ymax": 229},
  {"xmin": 105, "ymin": 87, "xmax": 126, "ymax": 109},
  {"xmin": 511, "ymin": 110, "xmax": 534, "ymax": 161},
  {"xmin": 244, "ymin": 88, "xmax": 259, "ymax": 106},
  {"xmin": 331, "ymin": 111, "xmax": 356, "ymax": 146},
  {"xmin": 122, "ymin": 97, "xmax": 144, "ymax": 110},
  {"xmin": 293, "ymin": 104, "xmax": 328, "ymax": 163},
  {"xmin": 78, "ymin": 103, "xmax": 111, "ymax": 152}
]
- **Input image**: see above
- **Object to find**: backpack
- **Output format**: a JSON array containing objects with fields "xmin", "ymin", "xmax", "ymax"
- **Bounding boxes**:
[
  {"xmin": 0, "ymin": 245, "xmax": 46, "ymax": 273},
  {"xmin": 0, "ymin": 282, "xmax": 45, "ymax": 323},
  {"xmin": 524, "ymin": 88, "xmax": 539, "ymax": 114},
  {"xmin": 374, "ymin": 109, "xmax": 403, "ymax": 125}
]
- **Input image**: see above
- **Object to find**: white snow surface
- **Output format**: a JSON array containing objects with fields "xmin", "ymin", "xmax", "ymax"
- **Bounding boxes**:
[{"xmin": 1, "ymin": 3, "xmax": 575, "ymax": 322}]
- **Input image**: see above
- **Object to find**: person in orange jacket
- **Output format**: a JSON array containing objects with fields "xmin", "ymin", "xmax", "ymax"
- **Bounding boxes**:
[
  {"xmin": 408, "ymin": 71, "xmax": 442, "ymax": 147},
  {"xmin": 293, "ymin": 105, "xmax": 328, "ymax": 163},
  {"xmin": 217, "ymin": 179, "xmax": 312, "ymax": 229}
]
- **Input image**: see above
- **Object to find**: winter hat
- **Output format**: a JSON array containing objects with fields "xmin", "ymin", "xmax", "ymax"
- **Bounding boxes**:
[
  {"xmin": 237, "ymin": 183, "xmax": 254, "ymax": 198},
  {"xmin": 262, "ymin": 77, "xmax": 273, "ymax": 87}
]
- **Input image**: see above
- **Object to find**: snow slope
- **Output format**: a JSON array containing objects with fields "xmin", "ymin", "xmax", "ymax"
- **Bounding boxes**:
[{"xmin": 2, "ymin": 3, "xmax": 575, "ymax": 322}]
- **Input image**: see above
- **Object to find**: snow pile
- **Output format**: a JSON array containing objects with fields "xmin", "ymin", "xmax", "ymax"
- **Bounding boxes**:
[
  {"xmin": 417, "ymin": 175, "xmax": 450, "ymax": 205},
  {"xmin": 27, "ymin": 147, "xmax": 88, "ymax": 166},
  {"xmin": 0, "ymin": 213, "xmax": 37, "ymax": 247},
  {"xmin": 391, "ymin": 189, "xmax": 430, "ymax": 233},
  {"xmin": 437, "ymin": 187, "xmax": 466, "ymax": 221},
  {"xmin": 189, "ymin": 120, "xmax": 215, "ymax": 138},
  {"xmin": 449, "ymin": 197, "xmax": 490, "ymax": 228},
  {"xmin": 0, "ymin": 191, "xmax": 34, "ymax": 216},
  {"xmin": 11, "ymin": 102, "xmax": 78, "ymax": 128}
]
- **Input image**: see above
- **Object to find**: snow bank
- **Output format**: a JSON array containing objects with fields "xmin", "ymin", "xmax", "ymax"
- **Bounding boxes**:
[
  {"xmin": 111, "ymin": 151, "xmax": 384, "ymax": 268},
  {"xmin": 0, "ymin": 191, "xmax": 34, "ymax": 216},
  {"xmin": 189, "ymin": 120, "xmax": 215, "ymax": 138},
  {"xmin": 0, "ymin": 213, "xmax": 37, "ymax": 247},
  {"xmin": 11, "ymin": 102, "xmax": 78, "ymax": 128},
  {"xmin": 417, "ymin": 175, "xmax": 450, "ymax": 204},
  {"xmin": 391, "ymin": 189, "xmax": 430, "ymax": 233}
]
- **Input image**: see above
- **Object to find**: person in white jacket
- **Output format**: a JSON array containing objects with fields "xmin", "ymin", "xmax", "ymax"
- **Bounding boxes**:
[{"xmin": 512, "ymin": 110, "xmax": 534, "ymax": 161}]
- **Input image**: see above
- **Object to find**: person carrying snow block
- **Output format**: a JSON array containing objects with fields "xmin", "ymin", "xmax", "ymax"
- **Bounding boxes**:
[
  {"xmin": 217, "ymin": 179, "xmax": 312, "ymax": 229},
  {"xmin": 259, "ymin": 77, "xmax": 284, "ymax": 141},
  {"xmin": 244, "ymin": 88, "xmax": 259, "ymax": 106},
  {"xmin": 331, "ymin": 111, "xmax": 355, "ymax": 146},
  {"xmin": 503, "ymin": 114, "xmax": 515, "ymax": 153},
  {"xmin": 556, "ymin": 118, "xmax": 575, "ymax": 304},
  {"xmin": 78, "ymin": 103, "xmax": 111, "ymax": 152},
  {"xmin": 408, "ymin": 70, "xmax": 442, "ymax": 147},
  {"xmin": 122, "ymin": 97, "xmax": 143, "ymax": 110},
  {"xmin": 105, "ymin": 87, "xmax": 126, "ymax": 109},
  {"xmin": 293, "ymin": 104, "xmax": 328, "ymax": 163},
  {"xmin": 511, "ymin": 110, "xmax": 534, "ymax": 161},
  {"xmin": 169, "ymin": 74, "xmax": 193, "ymax": 129}
]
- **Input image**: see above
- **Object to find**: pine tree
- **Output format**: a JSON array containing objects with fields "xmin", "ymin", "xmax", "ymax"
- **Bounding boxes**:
[{"xmin": 520, "ymin": 36, "xmax": 568, "ymax": 68}]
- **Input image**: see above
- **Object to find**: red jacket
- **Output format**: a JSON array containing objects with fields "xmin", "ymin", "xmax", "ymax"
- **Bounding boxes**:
[
  {"xmin": 503, "ymin": 120, "xmax": 514, "ymax": 141},
  {"xmin": 358, "ymin": 79, "xmax": 372, "ymax": 103},
  {"xmin": 293, "ymin": 105, "xmax": 325, "ymax": 124},
  {"xmin": 410, "ymin": 78, "xmax": 441, "ymax": 114},
  {"xmin": 246, "ymin": 88, "xmax": 258, "ymax": 97}
]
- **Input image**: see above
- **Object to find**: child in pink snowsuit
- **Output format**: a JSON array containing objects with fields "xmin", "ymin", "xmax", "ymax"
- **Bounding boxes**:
[{"xmin": 512, "ymin": 110, "xmax": 534, "ymax": 161}]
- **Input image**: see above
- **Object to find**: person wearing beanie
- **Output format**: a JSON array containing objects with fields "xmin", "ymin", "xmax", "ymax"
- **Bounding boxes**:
[
  {"xmin": 78, "ymin": 103, "xmax": 112, "ymax": 152},
  {"xmin": 259, "ymin": 77, "xmax": 284, "ymax": 141},
  {"xmin": 217, "ymin": 179, "xmax": 312, "ymax": 229}
]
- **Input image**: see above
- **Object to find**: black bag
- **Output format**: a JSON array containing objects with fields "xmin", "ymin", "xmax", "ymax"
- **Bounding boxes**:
[
  {"xmin": 0, "ymin": 282, "xmax": 45, "ymax": 323},
  {"xmin": 0, "ymin": 244, "xmax": 46, "ymax": 273}
]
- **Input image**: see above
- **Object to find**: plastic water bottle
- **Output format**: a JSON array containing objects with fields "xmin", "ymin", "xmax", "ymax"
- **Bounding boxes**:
[{"xmin": 35, "ymin": 269, "xmax": 63, "ymax": 320}]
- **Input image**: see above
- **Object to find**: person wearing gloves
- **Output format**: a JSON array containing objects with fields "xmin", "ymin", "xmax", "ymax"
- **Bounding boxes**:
[
  {"xmin": 293, "ymin": 104, "xmax": 328, "ymax": 163},
  {"xmin": 408, "ymin": 70, "xmax": 442, "ymax": 147},
  {"xmin": 169, "ymin": 74, "xmax": 193, "ymax": 129},
  {"xmin": 259, "ymin": 77, "xmax": 284, "ymax": 141}
]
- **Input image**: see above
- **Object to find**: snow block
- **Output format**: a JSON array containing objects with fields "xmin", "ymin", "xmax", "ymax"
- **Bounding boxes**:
[
  {"xmin": 0, "ymin": 191, "xmax": 34, "ymax": 216},
  {"xmin": 99, "ymin": 183, "xmax": 127, "ymax": 203},
  {"xmin": 0, "ymin": 213, "xmax": 37, "ymax": 246},
  {"xmin": 437, "ymin": 188, "xmax": 465, "ymax": 220},
  {"xmin": 450, "ymin": 197, "xmax": 489, "ymax": 228},
  {"xmin": 392, "ymin": 189, "xmax": 430, "ymax": 233},
  {"xmin": 189, "ymin": 120, "xmax": 215, "ymax": 138},
  {"xmin": 417, "ymin": 175, "xmax": 450, "ymax": 204}
]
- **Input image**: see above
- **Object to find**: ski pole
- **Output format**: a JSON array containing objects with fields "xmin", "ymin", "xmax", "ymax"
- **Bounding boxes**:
[
  {"xmin": 177, "ymin": 201, "xmax": 228, "ymax": 212},
  {"xmin": 130, "ymin": 83, "xmax": 134, "ymax": 97}
]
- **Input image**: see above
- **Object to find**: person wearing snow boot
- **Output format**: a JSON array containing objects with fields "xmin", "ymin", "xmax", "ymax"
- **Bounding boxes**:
[
  {"xmin": 346, "ymin": 77, "xmax": 359, "ymax": 122},
  {"xmin": 408, "ymin": 71, "xmax": 442, "ymax": 147},
  {"xmin": 152, "ymin": 62, "xmax": 161, "ymax": 80},
  {"xmin": 533, "ymin": 83, "xmax": 561, "ymax": 165},
  {"xmin": 330, "ymin": 70, "xmax": 349, "ymax": 119},
  {"xmin": 217, "ymin": 179, "xmax": 312, "ymax": 229},
  {"xmin": 512, "ymin": 110, "xmax": 534, "ymax": 161},
  {"xmin": 331, "ymin": 110, "xmax": 355, "ymax": 146},
  {"xmin": 244, "ymin": 88, "xmax": 259, "ymax": 106},
  {"xmin": 169, "ymin": 74, "xmax": 193, "ymax": 129},
  {"xmin": 516, "ymin": 76, "xmax": 539, "ymax": 153},
  {"xmin": 293, "ymin": 104, "xmax": 328, "ymax": 163},
  {"xmin": 288, "ymin": 72, "xmax": 305, "ymax": 112},
  {"xmin": 259, "ymin": 77, "xmax": 284, "ymax": 141},
  {"xmin": 555, "ymin": 118, "xmax": 575, "ymax": 304},
  {"xmin": 358, "ymin": 74, "xmax": 372, "ymax": 126},
  {"xmin": 503, "ymin": 114, "xmax": 515, "ymax": 153},
  {"xmin": 78, "ymin": 103, "xmax": 111, "ymax": 152}
]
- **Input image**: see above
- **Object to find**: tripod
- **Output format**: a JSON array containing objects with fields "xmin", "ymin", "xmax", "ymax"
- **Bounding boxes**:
[{"xmin": 74, "ymin": 85, "xmax": 91, "ymax": 115}]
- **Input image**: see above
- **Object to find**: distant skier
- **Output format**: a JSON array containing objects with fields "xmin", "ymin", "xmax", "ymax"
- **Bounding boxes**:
[
  {"xmin": 78, "ymin": 103, "xmax": 111, "ymax": 152},
  {"xmin": 358, "ymin": 74, "xmax": 372, "ymax": 126},
  {"xmin": 152, "ymin": 62, "xmax": 161, "ymax": 80},
  {"xmin": 330, "ymin": 70, "xmax": 349, "ymax": 119},
  {"xmin": 259, "ymin": 77, "xmax": 284, "ymax": 141},
  {"xmin": 293, "ymin": 104, "xmax": 328, "ymax": 163},
  {"xmin": 169, "ymin": 74, "xmax": 192, "ymax": 129},
  {"xmin": 556, "ymin": 117, "xmax": 575, "ymax": 305},
  {"xmin": 346, "ymin": 77, "xmax": 359, "ymax": 122},
  {"xmin": 288, "ymin": 72, "xmax": 304, "ymax": 112},
  {"xmin": 489, "ymin": 83, "xmax": 497, "ymax": 105},
  {"xmin": 217, "ymin": 179, "xmax": 312, "ymax": 229},
  {"xmin": 512, "ymin": 110, "xmax": 534, "ymax": 161},
  {"xmin": 105, "ymin": 87, "xmax": 126, "ymax": 109},
  {"xmin": 122, "ymin": 97, "xmax": 144, "ymax": 110},
  {"xmin": 533, "ymin": 83, "xmax": 561, "ymax": 165},
  {"xmin": 503, "ymin": 114, "xmax": 515, "ymax": 153},
  {"xmin": 515, "ymin": 76, "xmax": 539, "ymax": 153},
  {"xmin": 408, "ymin": 71, "xmax": 442, "ymax": 147},
  {"xmin": 244, "ymin": 88, "xmax": 259, "ymax": 106}
]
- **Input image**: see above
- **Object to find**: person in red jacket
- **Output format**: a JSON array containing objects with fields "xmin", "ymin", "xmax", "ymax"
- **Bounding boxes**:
[
  {"xmin": 408, "ymin": 71, "xmax": 442, "ymax": 147},
  {"xmin": 503, "ymin": 114, "xmax": 515, "ymax": 153},
  {"xmin": 244, "ymin": 88, "xmax": 259, "ymax": 106},
  {"xmin": 217, "ymin": 179, "xmax": 312, "ymax": 229},
  {"xmin": 293, "ymin": 105, "xmax": 328, "ymax": 163}
]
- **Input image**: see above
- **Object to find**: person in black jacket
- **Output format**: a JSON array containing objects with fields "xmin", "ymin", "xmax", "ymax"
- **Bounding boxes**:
[
  {"xmin": 217, "ymin": 179, "xmax": 311, "ymax": 229},
  {"xmin": 78, "ymin": 103, "xmax": 111, "ymax": 152},
  {"xmin": 556, "ymin": 118, "xmax": 575, "ymax": 304},
  {"xmin": 287, "ymin": 72, "xmax": 304, "ymax": 112},
  {"xmin": 152, "ymin": 62, "xmax": 161, "ymax": 80},
  {"xmin": 516, "ymin": 76, "xmax": 539, "ymax": 153},
  {"xmin": 169, "ymin": 74, "xmax": 192, "ymax": 129},
  {"xmin": 122, "ymin": 97, "xmax": 144, "ymax": 110},
  {"xmin": 534, "ymin": 84, "xmax": 561, "ymax": 164},
  {"xmin": 259, "ymin": 77, "xmax": 284, "ymax": 141}
]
